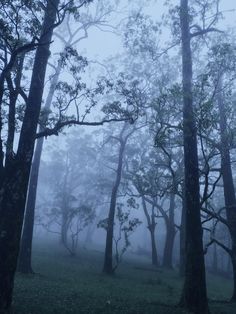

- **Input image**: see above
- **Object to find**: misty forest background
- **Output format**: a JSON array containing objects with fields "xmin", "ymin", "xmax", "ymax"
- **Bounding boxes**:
[{"xmin": 1, "ymin": 0, "xmax": 236, "ymax": 313}]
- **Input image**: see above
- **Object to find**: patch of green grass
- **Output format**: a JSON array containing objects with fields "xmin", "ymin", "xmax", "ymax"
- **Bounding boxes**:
[{"xmin": 12, "ymin": 241, "xmax": 236, "ymax": 314}]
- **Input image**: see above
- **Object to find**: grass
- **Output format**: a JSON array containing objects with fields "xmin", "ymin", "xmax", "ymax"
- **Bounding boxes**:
[{"xmin": 12, "ymin": 241, "xmax": 236, "ymax": 314}]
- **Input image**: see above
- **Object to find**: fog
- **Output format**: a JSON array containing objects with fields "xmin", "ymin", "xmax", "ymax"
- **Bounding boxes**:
[{"xmin": 1, "ymin": 0, "xmax": 236, "ymax": 313}]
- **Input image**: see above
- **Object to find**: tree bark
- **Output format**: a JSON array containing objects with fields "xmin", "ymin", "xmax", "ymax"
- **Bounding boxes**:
[
  {"xmin": 141, "ymin": 196, "xmax": 159, "ymax": 266},
  {"xmin": 0, "ymin": 1, "xmax": 59, "ymax": 312},
  {"xmin": 217, "ymin": 76, "xmax": 236, "ymax": 301},
  {"xmin": 103, "ymin": 127, "xmax": 127, "ymax": 274},
  {"xmin": 212, "ymin": 242, "xmax": 218, "ymax": 274},
  {"xmin": 179, "ymin": 0, "xmax": 209, "ymax": 313},
  {"xmin": 6, "ymin": 54, "xmax": 25, "ymax": 164},
  {"xmin": 150, "ymin": 226, "xmax": 158, "ymax": 266},
  {"xmin": 163, "ymin": 193, "xmax": 176, "ymax": 269},
  {"xmin": 163, "ymin": 222, "xmax": 175, "ymax": 269},
  {"xmin": 231, "ymin": 254, "xmax": 236, "ymax": 300},
  {"xmin": 179, "ymin": 186, "xmax": 186, "ymax": 276},
  {"xmin": 17, "ymin": 143, "xmax": 42, "ymax": 274}
]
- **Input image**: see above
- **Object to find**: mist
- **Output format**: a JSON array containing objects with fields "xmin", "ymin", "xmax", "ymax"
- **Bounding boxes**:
[{"xmin": 0, "ymin": 0, "xmax": 236, "ymax": 313}]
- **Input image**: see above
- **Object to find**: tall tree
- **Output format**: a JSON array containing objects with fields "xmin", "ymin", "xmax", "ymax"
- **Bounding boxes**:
[
  {"xmin": 217, "ymin": 75, "xmax": 236, "ymax": 301},
  {"xmin": 103, "ymin": 123, "xmax": 131, "ymax": 274},
  {"xmin": 0, "ymin": 1, "xmax": 60, "ymax": 311},
  {"xmin": 179, "ymin": 0, "xmax": 209, "ymax": 312}
]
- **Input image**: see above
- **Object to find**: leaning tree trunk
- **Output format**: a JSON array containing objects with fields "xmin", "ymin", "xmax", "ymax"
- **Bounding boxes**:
[
  {"xmin": 17, "ymin": 143, "xmax": 42, "ymax": 274},
  {"xmin": 0, "ymin": 1, "xmax": 59, "ymax": 312},
  {"xmin": 163, "ymin": 193, "xmax": 176, "ymax": 269},
  {"xmin": 141, "ymin": 196, "xmax": 159, "ymax": 266},
  {"xmin": 18, "ymin": 62, "xmax": 62, "ymax": 273},
  {"xmin": 217, "ymin": 77, "xmax": 236, "ymax": 301},
  {"xmin": 163, "ymin": 223, "xmax": 175, "ymax": 268},
  {"xmin": 149, "ymin": 225, "xmax": 158, "ymax": 266},
  {"xmin": 179, "ymin": 0, "xmax": 209, "ymax": 313},
  {"xmin": 103, "ymin": 136, "xmax": 126, "ymax": 274}
]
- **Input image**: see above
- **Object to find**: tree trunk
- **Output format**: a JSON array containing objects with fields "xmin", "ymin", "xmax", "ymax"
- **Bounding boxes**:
[
  {"xmin": 17, "ymin": 146, "xmax": 41, "ymax": 273},
  {"xmin": 6, "ymin": 54, "xmax": 25, "ymax": 164},
  {"xmin": 179, "ymin": 187, "xmax": 186, "ymax": 276},
  {"xmin": 163, "ymin": 194, "xmax": 176, "ymax": 269},
  {"xmin": 163, "ymin": 222, "xmax": 175, "ymax": 268},
  {"xmin": 231, "ymin": 253, "xmax": 236, "ymax": 301},
  {"xmin": 149, "ymin": 226, "xmax": 158, "ymax": 267},
  {"xmin": 18, "ymin": 62, "xmax": 62, "ymax": 273},
  {"xmin": 0, "ymin": 1, "xmax": 59, "ymax": 312},
  {"xmin": 103, "ymin": 187, "xmax": 118, "ymax": 274},
  {"xmin": 217, "ymin": 76, "xmax": 236, "ymax": 301},
  {"xmin": 141, "ymin": 196, "xmax": 159, "ymax": 266},
  {"xmin": 103, "ymin": 129, "xmax": 126, "ymax": 274},
  {"xmin": 212, "ymin": 242, "xmax": 218, "ymax": 274},
  {"xmin": 179, "ymin": 0, "xmax": 209, "ymax": 313}
]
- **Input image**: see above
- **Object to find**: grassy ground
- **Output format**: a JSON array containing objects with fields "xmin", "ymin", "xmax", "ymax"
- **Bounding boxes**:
[{"xmin": 13, "ymin": 241, "xmax": 236, "ymax": 314}]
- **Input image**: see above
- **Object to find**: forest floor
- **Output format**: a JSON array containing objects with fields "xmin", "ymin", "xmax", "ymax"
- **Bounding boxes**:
[{"xmin": 13, "ymin": 241, "xmax": 236, "ymax": 314}]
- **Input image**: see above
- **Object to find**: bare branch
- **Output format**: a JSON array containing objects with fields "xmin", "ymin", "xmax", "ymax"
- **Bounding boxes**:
[
  {"xmin": 36, "ymin": 117, "xmax": 133, "ymax": 138},
  {"xmin": 191, "ymin": 27, "xmax": 224, "ymax": 38}
]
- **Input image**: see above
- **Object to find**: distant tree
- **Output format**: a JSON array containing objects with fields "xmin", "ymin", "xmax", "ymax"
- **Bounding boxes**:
[
  {"xmin": 39, "ymin": 131, "xmax": 105, "ymax": 255},
  {"xmin": 102, "ymin": 122, "xmax": 135, "ymax": 274},
  {"xmin": 125, "ymin": 142, "xmax": 161, "ymax": 267},
  {"xmin": 98, "ymin": 201, "xmax": 141, "ymax": 272}
]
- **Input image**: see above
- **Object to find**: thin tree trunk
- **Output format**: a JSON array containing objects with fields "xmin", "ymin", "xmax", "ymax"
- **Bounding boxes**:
[
  {"xmin": 6, "ymin": 55, "xmax": 25, "ymax": 163},
  {"xmin": 150, "ymin": 226, "xmax": 158, "ymax": 266},
  {"xmin": 141, "ymin": 196, "xmax": 159, "ymax": 266},
  {"xmin": 0, "ymin": 1, "xmax": 59, "ymax": 311},
  {"xmin": 179, "ymin": 0, "xmax": 209, "ymax": 312},
  {"xmin": 179, "ymin": 187, "xmax": 186, "ymax": 276},
  {"xmin": 103, "ymin": 128, "xmax": 127, "ymax": 274},
  {"xmin": 231, "ymin": 254, "xmax": 236, "ymax": 300},
  {"xmin": 212, "ymin": 242, "xmax": 218, "ymax": 274},
  {"xmin": 163, "ymin": 194, "xmax": 176, "ymax": 269},
  {"xmin": 163, "ymin": 223, "xmax": 175, "ymax": 268},
  {"xmin": 17, "ymin": 142, "xmax": 42, "ymax": 273}
]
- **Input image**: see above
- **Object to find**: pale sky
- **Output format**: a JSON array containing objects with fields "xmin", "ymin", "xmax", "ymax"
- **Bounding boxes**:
[{"xmin": 76, "ymin": 0, "xmax": 236, "ymax": 61}]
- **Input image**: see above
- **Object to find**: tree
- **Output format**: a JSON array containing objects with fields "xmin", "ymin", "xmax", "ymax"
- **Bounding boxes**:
[
  {"xmin": 0, "ymin": 1, "xmax": 60, "ymax": 311},
  {"xmin": 124, "ymin": 139, "xmax": 159, "ymax": 267},
  {"xmin": 126, "ymin": 145, "xmax": 163, "ymax": 268},
  {"xmin": 17, "ymin": 1, "xmax": 141, "ymax": 269},
  {"xmin": 103, "ymin": 122, "xmax": 134, "ymax": 274},
  {"xmin": 99, "ymin": 201, "xmax": 141, "ymax": 272},
  {"xmin": 215, "ymin": 51, "xmax": 236, "ymax": 302},
  {"xmin": 40, "ymin": 132, "xmax": 98, "ymax": 256},
  {"xmin": 179, "ymin": 0, "xmax": 209, "ymax": 312},
  {"xmin": 18, "ymin": 0, "xmax": 117, "ymax": 272},
  {"xmin": 201, "ymin": 42, "xmax": 236, "ymax": 300}
]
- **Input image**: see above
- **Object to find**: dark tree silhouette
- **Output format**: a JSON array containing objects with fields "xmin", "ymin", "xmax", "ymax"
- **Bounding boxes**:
[
  {"xmin": 0, "ymin": 1, "xmax": 60, "ymax": 311},
  {"xmin": 179, "ymin": 0, "xmax": 209, "ymax": 313}
]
